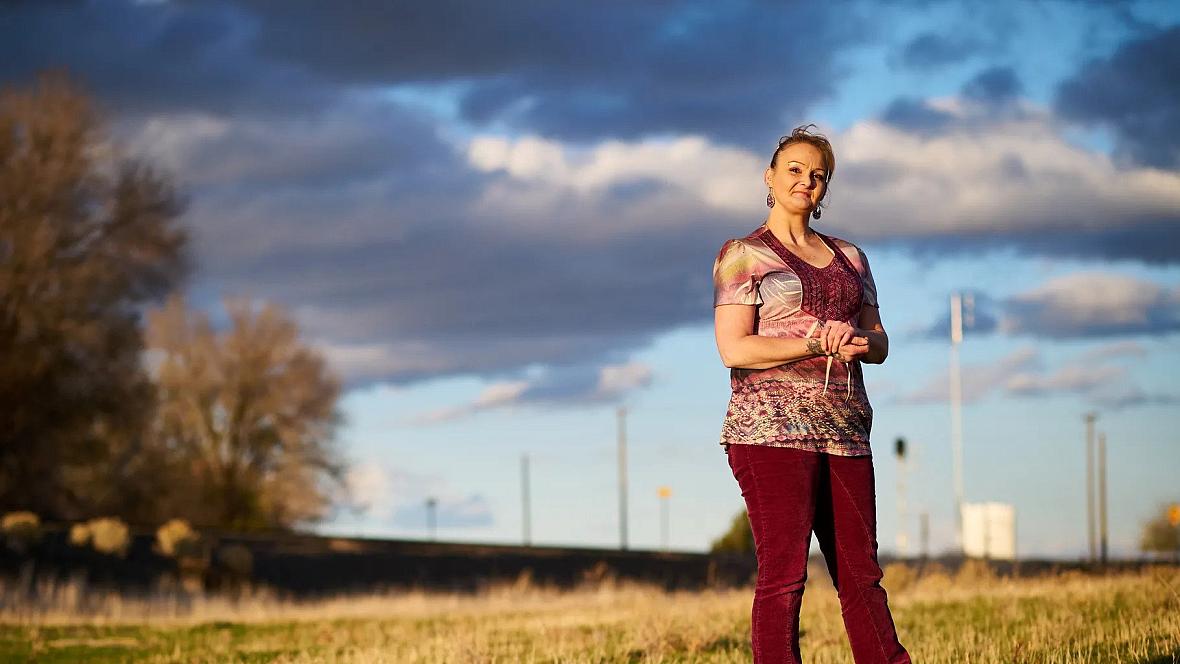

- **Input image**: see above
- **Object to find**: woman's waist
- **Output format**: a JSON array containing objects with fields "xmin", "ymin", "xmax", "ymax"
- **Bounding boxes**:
[{"xmin": 731, "ymin": 365, "xmax": 865, "ymax": 389}]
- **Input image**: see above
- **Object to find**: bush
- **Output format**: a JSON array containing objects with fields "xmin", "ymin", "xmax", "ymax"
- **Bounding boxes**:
[
  {"xmin": 87, "ymin": 517, "xmax": 131, "ymax": 557},
  {"xmin": 882, "ymin": 561, "xmax": 919, "ymax": 593},
  {"xmin": 218, "ymin": 543, "xmax": 253, "ymax": 574},
  {"xmin": 156, "ymin": 518, "xmax": 201, "ymax": 558},
  {"xmin": 710, "ymin": 510, "xmax": 755, "ymax": 555},
  {"xmin": 68, "ymin": 522, "xmax": 91, "ymax": 547},
  {"xmin": 1, "ymin": 511, "xmax": 42, "ymax": 553}
]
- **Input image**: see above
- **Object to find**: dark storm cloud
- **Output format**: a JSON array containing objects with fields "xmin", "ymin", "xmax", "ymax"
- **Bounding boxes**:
[
  {"xmin": 0, "ymin": 1, "xmax": 330, "ymax": 117},
  {"xmin": 960, "ymin": 66, "xmax": 1021, "ymax": 105},
  {"xmin": 1055, "ymin": 25, "xmax": 1180, "ymax": 169},
  {"xmin": 233, "ymin": 0, "xmax": 862, "ymax": 146},
  {"xmin": 881, "ymin": 66, "xmax": 1022, "ymax": 134},
  {"xmin": 201, "ymin": 194, "xmax": 725, "ymax": 385},
  {"xmin": 873, "ymin": 219, "xmax": 1180, "ymax": 265},
  {"xmin": 8, "ymin": 1, "xmax": 1180, "ymax": 393},
  {"xmin": 879, "ymin": 97, "xmax": 955, "ymax": 134},
  {"xmin": 897, "ymin": 32, "xmax": 982, "ymax": 69},
  {"xmin": 3, "ymin": 1, "xmax": 863, "ymax": 146}
]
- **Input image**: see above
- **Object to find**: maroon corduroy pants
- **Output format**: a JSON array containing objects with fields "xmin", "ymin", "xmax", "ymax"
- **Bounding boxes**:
[{"xmin": 726, "ymin": 443, "xmax": 911, "ymax": 664}]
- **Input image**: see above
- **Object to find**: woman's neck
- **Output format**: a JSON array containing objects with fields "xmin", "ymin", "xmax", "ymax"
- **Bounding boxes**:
[{"xmin": 765, "ymin": 209, "xmax": 814, "ymax": 246}]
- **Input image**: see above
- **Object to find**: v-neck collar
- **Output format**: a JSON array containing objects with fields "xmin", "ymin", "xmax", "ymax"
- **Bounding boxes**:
[{"xmin": 758, "ymin": 224, "xmax": 837, "ymax": 270}]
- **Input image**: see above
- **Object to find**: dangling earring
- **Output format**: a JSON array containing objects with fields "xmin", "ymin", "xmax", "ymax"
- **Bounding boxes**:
[
  {"xmin": 812, "ymin": 205, "xmax": 822, "ymax": 220},
  {"xmin": 766, "ymin": 189, "xmax": 775, "ymax": 208}
]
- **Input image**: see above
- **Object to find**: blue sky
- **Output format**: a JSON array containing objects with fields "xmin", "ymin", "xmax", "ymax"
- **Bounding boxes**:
[{"xmin": 5, "ymin": 0, "xmax": 1178, "ymax": 558}]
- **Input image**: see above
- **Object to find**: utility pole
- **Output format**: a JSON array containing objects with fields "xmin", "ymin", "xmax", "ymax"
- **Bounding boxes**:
[
  {"xmin": 1084, "ymin": 412, "xmax": 1097, "ymax": 563},
  {"xmin": 658, "ymin": 486, "xmax": 671, "ymax": 552},
  {"xmin": 1098, "ymin": 432, "xmax": 1108, "ymax": 566},
  {"xmin": 618, "ymin": 406, "xmax": 629, "ymax": 551},
  {"xmin": 426, "ymin": 497, "xmax": 438, "ymax": 541},
  {"xmin": 949, "ymin": 293, "xmax": 965, "ymax": 553},
  {"xmin": 895, "ymin": 437, "xmax": 909, "ymax": 557},
  {"xmin": 919, "ymin": 512, "xmax": 929, "ymax": 561},
  {"xmin": 521, "ymin": 453, "xmax": 532, "ymax": 546}
]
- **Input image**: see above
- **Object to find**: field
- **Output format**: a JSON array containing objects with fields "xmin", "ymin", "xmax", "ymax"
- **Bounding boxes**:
[{"xmin": 2, "ymin": 562, "xmax": 1178, "ymax": 663}]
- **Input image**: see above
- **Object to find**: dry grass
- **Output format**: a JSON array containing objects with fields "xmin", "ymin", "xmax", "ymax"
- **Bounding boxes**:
[{"xmin": 1, "ymin": 563, "xmax": 1178, "ymax": 663}]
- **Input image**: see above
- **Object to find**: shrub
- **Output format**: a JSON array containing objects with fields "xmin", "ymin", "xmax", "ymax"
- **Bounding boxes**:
[
  {"xmin": 68, "ymin": 522, "xmax": 91, "ymax": 547},
  {"xmin": 216, "ymin": 543, "xmax": 253, "ymax": 578},
  {"xmin": 955, "ymin": 558, "xmax": 998, "ymax": 586},
  {"xmin": 882, "ymin": 561, "xmax": 918, "ymax": 593},
  {"xmin": 87, "ymin": 517, "xmax": 131, "ymax": 557},
  {"xmin": 156, "ymin": 519, "xmax": 201, "ymax": 558},
  {"xmin": 1, "ymin": 511, "xmax": 42, "ymax": 553},
  {"xmin": 710, "ymin": 510, "xmax": 755, "ymax": 555}
]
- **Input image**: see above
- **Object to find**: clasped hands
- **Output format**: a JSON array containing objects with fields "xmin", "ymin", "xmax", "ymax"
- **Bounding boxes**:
[{"xmin": 811, "ymin": 320, "xmax": 869, "ymax": 363}]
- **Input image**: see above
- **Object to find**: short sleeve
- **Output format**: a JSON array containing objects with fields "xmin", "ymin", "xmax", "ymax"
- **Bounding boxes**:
[
  {"xmin": 855, "ymin": 246, "xmax": 879, "ymax": 308},
  {"xmin": 712, "ymin": 239, "xmax": 762, "ymax": 307}
]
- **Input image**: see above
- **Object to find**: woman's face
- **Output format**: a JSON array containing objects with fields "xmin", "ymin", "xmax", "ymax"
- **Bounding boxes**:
[{"xmin": 765, "ymin": 142, "xmax": 828, "ymax": 214}]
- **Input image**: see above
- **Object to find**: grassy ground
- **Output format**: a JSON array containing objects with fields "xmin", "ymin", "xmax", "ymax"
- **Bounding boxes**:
[{"xmin": 1, "ymin": 563, "xmax": 1178, "ymax": 663}]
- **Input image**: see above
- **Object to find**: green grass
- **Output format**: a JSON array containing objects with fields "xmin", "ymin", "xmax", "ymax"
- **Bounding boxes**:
[{"xmin": 1, "ymin": 564, "xmax": 1178, "ymax": 662}]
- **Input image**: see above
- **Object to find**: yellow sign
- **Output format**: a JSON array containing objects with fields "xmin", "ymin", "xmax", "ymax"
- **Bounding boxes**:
[
  {"xmin": 657, "ymin": 486, "xmax": 672, "ymax": 498},
  {"xmin": 1168, "ymin": 504, "xmax": 1180, "ymax": 527}
]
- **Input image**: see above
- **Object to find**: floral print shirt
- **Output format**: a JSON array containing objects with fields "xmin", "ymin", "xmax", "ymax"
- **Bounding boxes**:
[{"xmin": 712, "ymin": 224, "xmax": 880, "ymax": 456}]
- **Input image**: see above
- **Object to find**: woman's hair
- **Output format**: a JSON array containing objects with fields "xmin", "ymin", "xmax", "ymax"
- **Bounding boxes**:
[{"xmin": 770, "ymin": 124, "xmax": 835, "ymax": 182}]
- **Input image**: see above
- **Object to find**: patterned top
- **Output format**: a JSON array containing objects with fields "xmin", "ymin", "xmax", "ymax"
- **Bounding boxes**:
[{"xmin": 712, "ymin": 224, "xmax": 880, "ymax": 457}]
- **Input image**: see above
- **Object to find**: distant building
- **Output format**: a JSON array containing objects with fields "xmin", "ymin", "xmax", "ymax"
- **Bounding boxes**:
[{"xmin": 962, "ymin": 502, "xmax": 1016, "ymax": 560}]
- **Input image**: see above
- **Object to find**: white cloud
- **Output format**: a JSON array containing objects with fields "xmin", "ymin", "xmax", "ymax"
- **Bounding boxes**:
[
  {"xmin": 342, "ymin": 462, "xmax": 494, "ymax": 529},
  {"xmin": 466, "ymin": 110, "xmax": 1180, "ymax": 251},
  {"xmin": 596, "ymin": 361, "xmax": 653, "ymax": 398},
  {"xmin": 1005, "ymin": 364, "xmax": 1125, "ymax": 395},
  {"xmin": 344, "ymin": 462, "xmax": 393, "ymax": 518},
  {"xmin": 897, "ymin": 347, "xmax": 1039, "ymax": 404},
  {"xmin": 1002, "ymin": 273, "xmax": 1180, "ymax": 337},
  {"xmin": 406, "ymin": 361, "xmax": 654, "ymax": 425},
  {"xmin": 468, "ymin": 134, "xmax": 764, "ymax": 215},
  {"xmin": 896, "ymin": 343, "xmax": 1174, "ymax": 408}
]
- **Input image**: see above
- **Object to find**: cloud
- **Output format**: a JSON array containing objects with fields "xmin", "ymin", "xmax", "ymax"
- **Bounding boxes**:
[
  {"xmin": 1002, "ymin": 273, "xmax": 1180, "ymax": 338},
  {"xmin": 897, "ymin": 31, "xmax": 983, "ymax": 70},
  {"xmin": 1055, "ymin": 25, "xmax": 1180, "ymax": 169},
  {"xmin": 2, "ymin": 1, "xmax": 863, "ymax": 147},
  {"xmin": 344, "ymin": 462, "xmax": 494, "ymax": 529},
  {"xmin": 21, "ymin": 3, "xmax": 1177, "ymax": 392},
  {"xmin": 1005, "ymin": 364, "xmax": 1125, "ymax": 396},
  {"xmin": 407, "ymin": 361, "xmax": 653, "ymax": 424},
  {"xmin": 125, "ymin": 100, "xmax": 446, "ymax": 190},
  {"xmin": 960, "ymin": 66, "xmax": 1022, "ymax": 106},
  {"xmin": 161, "ymin": 110, "xmax": 1180, "ymax": 388},
  {"xmin": 879, "ymin": 97, "xmax": 957, "ymax": 135},
  {"xmin": 916, "ymin": 274, "xmax": 1180, "ymax": 341},
  {"xmin": 830, "ymin": 114, "xmax": 1180, "ymax": 262},
  {"xmin": 392, "ymin": 494, "xmax": 493, "ymax": 530},
  {"xmin": 467, "ymin": 134, "xmax": 764, "ymax": 215},
  {"xmin": 0, "ymin": 2, "xmax": 331, "ymax": 118},
  {"xmin": 894, "ymin": 344, "xmax": 1177, "ymax": 409},
  {"xmin": 895, "ymin": 347, "xmax": 1039, "ymax": 404}
]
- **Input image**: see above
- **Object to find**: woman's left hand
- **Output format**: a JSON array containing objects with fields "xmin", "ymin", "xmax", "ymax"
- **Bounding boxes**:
[
  {"xmin": 834, "ymin": 336, "xmax": 870, "ymax": 362},
  {"xmin": 820, "ymin": 320, "xmax": 858, "ymax": 355}
]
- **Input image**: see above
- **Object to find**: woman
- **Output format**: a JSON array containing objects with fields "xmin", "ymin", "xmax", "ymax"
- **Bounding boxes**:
[{"xmin": 712, "ymin": 125, "xmax": 912, "ymax": 664}]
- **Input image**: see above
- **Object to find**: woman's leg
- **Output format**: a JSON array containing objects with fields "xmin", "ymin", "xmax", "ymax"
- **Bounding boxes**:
[
  {"xmin": 812, "ymin": 453, "xmax": 911, "ymax": 664},
  {"xmin": 727, "ymin": 444, "xmax": 822, "ymax": 664}
]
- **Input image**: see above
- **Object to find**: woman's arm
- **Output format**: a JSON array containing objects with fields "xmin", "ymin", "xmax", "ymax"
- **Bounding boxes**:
[
  {"xmin": 714, "ymin": 303, "xmax": 825, "ymax": 369},
  {"xmin": 855, "ymin": 304, "xmax": 888, "ymax": 364}
]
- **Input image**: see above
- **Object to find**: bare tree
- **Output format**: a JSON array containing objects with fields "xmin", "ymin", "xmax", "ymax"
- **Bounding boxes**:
[
  {"xmin": 0, "ymin": 72, "xmax": 188, "ymax": 519},
  {"xmin": 146, "ymin": 295, "xmax": 344, "ymax": 530}
]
